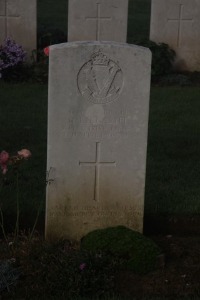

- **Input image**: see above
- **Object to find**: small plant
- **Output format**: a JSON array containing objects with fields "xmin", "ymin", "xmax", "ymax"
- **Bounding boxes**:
[
  {"xmin": 81, "ymin": 226, "xmax": 162, "ymax": 274},
  {"xmin": 133, "ymin": 39, "xmax": 176, "ymax": 77},
  {"xmin": 0, "ymin": 38, "xmax": 27, "ymax": 80},
  {"xmin": 148, "ymin": 41, "xmax": 176, "ymax": 76},
  {"xmin": 30, "ymin": 46, "xmax": 49, "ymax": 84}
]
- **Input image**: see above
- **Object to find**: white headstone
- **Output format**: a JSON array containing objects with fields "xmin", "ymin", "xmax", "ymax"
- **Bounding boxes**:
[
  {"xmin": 150, "ymin": 0, "xmax": 200, "ymax": 71},
  {"xmin": 46, "ymin": 41, "xmax": 151, "ymax": 241},
  {"xmin": 0, "ymin": 0, "xmax": 36, "ymax": 58},
  {"xmin": 68, "ymin": 0, "xmax": 129, "ymax": 42}
]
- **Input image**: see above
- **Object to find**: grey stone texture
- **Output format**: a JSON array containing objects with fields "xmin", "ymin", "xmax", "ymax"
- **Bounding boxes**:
[
  {"xmin": 150, "ymin": 0, "xmax": 200, "ymax": 71},
  {"xmin": 68, "ymin": 0, "xmax": 129, "ymax": 42},
  {"xmin": 0, "ymin": 0, "xmax": 36, "ymax": 58},
  {"xmin": 46, "ymin": 41, "xmax": 151, "ymax": 241}
]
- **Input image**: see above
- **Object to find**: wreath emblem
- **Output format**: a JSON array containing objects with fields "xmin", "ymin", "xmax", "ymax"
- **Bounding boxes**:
[{"xmin": 77, "ymin": 50, "xmax": 123, "ymax": 104}]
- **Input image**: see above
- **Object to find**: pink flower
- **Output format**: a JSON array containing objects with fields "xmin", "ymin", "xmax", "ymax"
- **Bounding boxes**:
[
  {"xmin": 0, "ymin": 151, "xmax": 9, "ymax": 174},
  {"xmin": 17, "ymin": 149, "xmax": 31, "ymax": 159},
  {"xmin": 79, "ymin": 263, "xmax": 87, "ymax": 271},
  {"xmin": 1, "ymin": 164, "xmax": 8, "ymax": 175},
  {"xmin": 0, "ymin": 151, "xmax": 9, "ymax": 164},
  {"xmin": 44, "ymin": 47, "xmax": 49, "ymax": 56}
]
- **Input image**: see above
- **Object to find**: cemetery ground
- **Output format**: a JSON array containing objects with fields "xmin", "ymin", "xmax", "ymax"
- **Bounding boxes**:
[
  {"xmin": 1, "ymin": 0, "xmax": 200, "ymax": 298},
  {"xmin": 1, "ymin": 82, "xmax": 200, "ymax": 299},
  {"xmin": 1, "ymin": 234, "xmax": 200, "ymax": 299}
]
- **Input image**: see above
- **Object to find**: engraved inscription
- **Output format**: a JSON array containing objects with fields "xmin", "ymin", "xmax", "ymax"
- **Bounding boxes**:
[
  {"xmin": 85, "ymin": 3, "xmax": 112, "ymax": 40},
  {"xmin": 62, "ymin": 109, "xmax": 129, "ymax": 139},
  {"xmin": 167, "ymin": 4, "xmax": 193, "ymax": 47},
  {"xmin": 79, "ymin": 142, "xmax": 116, "ymax": 201},
  {"xmin": 77, "ymin": 50, "xmax": 123, "ymax": 104},
  {"xmin": 49, "ymin": 204, "xmax": 142, "ymax": 219}
]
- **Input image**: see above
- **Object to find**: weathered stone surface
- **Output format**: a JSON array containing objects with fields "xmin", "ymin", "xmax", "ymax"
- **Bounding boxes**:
[
  {"xmin": 45, "ymin": 41, "xmax": 151, "ymax": 241},
  {"xmin": 68, "ymin": 0, "xmax": 129, "ymax": 42},
  {"xmin": 0, "ymin": 0, "xmax": 36, "ymax": 58},
  {"xmin": 150, "ymin": 0, "xmax": 200, "ymax": 71}
]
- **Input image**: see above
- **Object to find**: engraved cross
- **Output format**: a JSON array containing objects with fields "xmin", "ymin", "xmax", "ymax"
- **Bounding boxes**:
[
  {"xmin": 0, "ymin": 0, "xmax": 20, "ymax": 38},
  {"xmin": 85, "ymin": 3, "xmax": 112, "ymax": 40},
  {"xmin": 79, "ymin": 142, "xmax": 116, "ymax": 202},
  {"xmin": 167, "ymin": 4, "xmax": 193, "ymax": 47}
]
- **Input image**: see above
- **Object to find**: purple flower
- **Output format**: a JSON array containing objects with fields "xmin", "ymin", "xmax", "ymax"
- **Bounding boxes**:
[
  {"xmin": 79, "ymin": 263, "xmax": 87, "ymax": 271},
  {"xmin": 0, "ymin": 37, "xmax": 26, "ymax": 72}
]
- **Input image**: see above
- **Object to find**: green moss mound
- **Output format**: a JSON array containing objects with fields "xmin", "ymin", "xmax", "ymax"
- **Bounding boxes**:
[{"xmin": 81, "ymin": 226, "xmax": 162, "ymax": 274}]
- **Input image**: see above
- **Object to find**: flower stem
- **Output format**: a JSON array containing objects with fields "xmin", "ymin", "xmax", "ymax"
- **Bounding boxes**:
[
  {"xmin": 0, "ymin": 182, "xmax": 9, "ymax": 246},
  {"xmin": 14, "ymin": 172, "xmax": 20, "ymax": 242},
  {"xmin": 0, "ymin": 206, "xmax": 8, "ymax": 245},
  {"xmin": 29, "ymin": 199, "xmax": 43, "ymax": 242}
]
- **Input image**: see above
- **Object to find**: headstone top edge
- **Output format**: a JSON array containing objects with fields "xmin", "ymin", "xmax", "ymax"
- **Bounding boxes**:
[
  {"xmin": 68, "ymin": 0, "xmax": 129, "ymax": 7},
  {"xmin": 50, "ymin": 41, "xmax": 152, "ymax": 56}
]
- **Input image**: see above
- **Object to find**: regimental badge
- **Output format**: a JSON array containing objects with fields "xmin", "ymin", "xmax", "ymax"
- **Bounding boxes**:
[{"xmin": 77, "ymin": 50, "xmax": 124, "ymax": 104}]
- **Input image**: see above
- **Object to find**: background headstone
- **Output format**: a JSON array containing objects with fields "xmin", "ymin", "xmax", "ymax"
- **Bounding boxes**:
[
  {"xmin": 68, "ymin": 0, "xmax": 129, "ymax": 42},
  {"xmin": 0, "ymin": 0, "xmax": 37, "ymax": 58},
  {"xmin": 46, "ymin": 41, "xmax": 151, "ymax": 241},
  {"xmin": 150, "ymin": 0, "xmax": 200, "ymax": 71}
]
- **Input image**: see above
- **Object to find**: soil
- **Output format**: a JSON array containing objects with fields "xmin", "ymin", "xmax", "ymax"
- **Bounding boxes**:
[
  {"xmin": 116, "ymin": 235, "xmax": 200, "ymax": 299},
  {"xmin": 1, "ymin": 233, "xmax": 200, "ymax": 299}
]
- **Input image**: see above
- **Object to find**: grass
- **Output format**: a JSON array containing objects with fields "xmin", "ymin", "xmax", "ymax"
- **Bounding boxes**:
[
  {"xmin": 0, "ymin": 82, "xmax": 47, "ymax": 229},
  {"xmin": 145, "ymin": 87, "xmax": 200, "ymax": 214}
]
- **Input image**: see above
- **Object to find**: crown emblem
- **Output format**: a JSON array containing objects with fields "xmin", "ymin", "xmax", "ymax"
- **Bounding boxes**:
[{"xmin": 91, "ymin": 50, "xmax": 109, "ymax": 66}]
